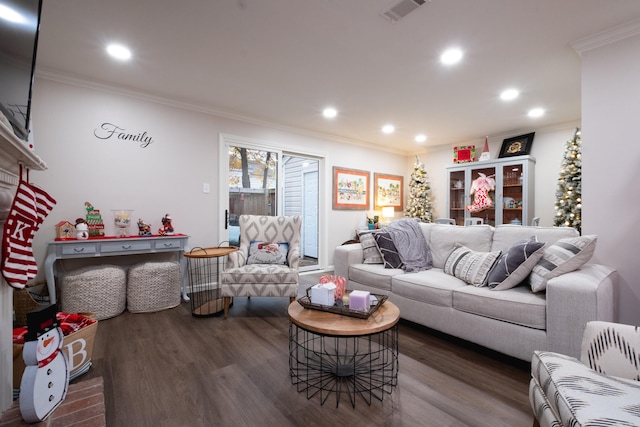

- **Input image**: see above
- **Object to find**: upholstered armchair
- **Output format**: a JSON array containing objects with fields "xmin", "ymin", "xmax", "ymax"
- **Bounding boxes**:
[
  {"xmin": 220, "ymin": 215, "xmax": 302, "ymax": 318},
  {"xmin": 530, "ymin": 321, "xmax": 640, "ymax": 427}
]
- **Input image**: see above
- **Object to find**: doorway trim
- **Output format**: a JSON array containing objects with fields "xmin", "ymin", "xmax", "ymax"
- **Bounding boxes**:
[{"xmin": 218, "ymin": 133, "xmax": 327, "ymax": 271}]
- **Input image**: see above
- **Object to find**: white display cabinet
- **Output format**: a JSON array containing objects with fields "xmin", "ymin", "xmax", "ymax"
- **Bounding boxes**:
[{"xmin": 446, "ymin": 155, "xmax": 535, "ymax": 226}]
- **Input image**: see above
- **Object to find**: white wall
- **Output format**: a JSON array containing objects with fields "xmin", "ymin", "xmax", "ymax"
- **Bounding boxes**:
[
  {"xmin": 418, "ymin": 123, "xmax": 579, "ymax": 226},
  {"xmin": 28, "ymin": 78, "xmax": 409, "ymax": 275},
  {"xmin": 580, "ymin": 31, "xmax": 640, "ymax": 325}
]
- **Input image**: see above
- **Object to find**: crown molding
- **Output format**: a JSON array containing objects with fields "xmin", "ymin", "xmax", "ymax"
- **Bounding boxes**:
[
  {"xmin": 571, "ymin": 18, "xmax": 640, "ymax": 54},
  {"xmin": 34, "ymin": 68, "xmax": 411, "ymax": 156}
]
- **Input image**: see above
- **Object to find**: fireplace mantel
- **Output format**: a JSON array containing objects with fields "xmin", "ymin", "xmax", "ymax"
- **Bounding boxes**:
[{"xmin": 0, "ymin": 121, "xmax": 47, "ymax": 414}]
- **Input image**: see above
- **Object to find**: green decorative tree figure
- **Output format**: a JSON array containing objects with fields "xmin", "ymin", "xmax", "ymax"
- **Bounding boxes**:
[
  {"xmin": 406, "ymin": 156, "xmax": 434, "ymax": 222},
  {"xmin": 554, "ymin": 128, "xmax": 582, "ymax": 233}
]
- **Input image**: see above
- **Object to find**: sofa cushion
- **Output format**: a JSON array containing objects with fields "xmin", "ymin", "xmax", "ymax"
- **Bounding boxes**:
[
  {"xmin": 429, "ymin": 224, "xmax": 494, "ymax": 269},
  {"xmin": 487, "ymin": 237, "xmax": 546, "ymax": 290},
  {"xmin": 392, "ymin": 269, "xmax": 466, "ymax": 307},
  {"xmin": 531, "ymin": 351, "xmax": 640, "ymax": 427},
  {"xmin": 348, "ymin": 263, "xmax": 403, "ymax": 292},
  {"xmin": 491, "ymin": 224, "xmax": 579, "ymax": 252},
  {"xmin": 444, "ymin": 245, "xmax": 502, "ymax": 287},
  {"xmin": 453, "ymin": 285, "xmax": 546, "ymax": 329},
  {"xmin": 357, "ymin": 231, "xmax": 383, "ymax": 264},
  {"xmin": 529, "ymin": 235, "xmax": 597, "ymax": 292},
  {"xmin": 373, "ymin": 231, "xmax": 404, "ymax": 269}
]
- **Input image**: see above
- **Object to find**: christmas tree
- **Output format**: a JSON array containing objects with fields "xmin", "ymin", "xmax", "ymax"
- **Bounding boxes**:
[
  {"xmin": 554, "ymin": 128, "xmax": 582, "ymax": 233},
  {"xmin": 406, "ymin": 156, "xmax": 434, "ymax": 222}
]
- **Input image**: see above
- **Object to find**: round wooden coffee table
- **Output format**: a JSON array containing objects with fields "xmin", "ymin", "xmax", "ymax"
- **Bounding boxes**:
[{"xmin": 288, "ymin": 300, "xmax": 400, "ymax": 407}]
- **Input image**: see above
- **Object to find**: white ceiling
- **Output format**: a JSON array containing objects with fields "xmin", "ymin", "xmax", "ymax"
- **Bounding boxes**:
[{"xmin": 35, "ymin": 0, "xmax": 640, "ymax": 153}]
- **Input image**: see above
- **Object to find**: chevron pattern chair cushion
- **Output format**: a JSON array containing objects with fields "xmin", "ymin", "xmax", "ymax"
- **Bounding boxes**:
[{"xmin": 530, "ymin": 321, "xmax": 640, "ymax": 427}]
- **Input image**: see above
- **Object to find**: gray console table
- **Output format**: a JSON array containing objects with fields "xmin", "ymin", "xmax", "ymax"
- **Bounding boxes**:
[{"xmin": 44, "ymin": 235, "xmax": 190, "ymax": 305}]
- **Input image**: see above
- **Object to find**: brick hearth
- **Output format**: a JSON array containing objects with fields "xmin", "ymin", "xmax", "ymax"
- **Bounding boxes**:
[{"xmin": 0, "ymin": 377, "xmax": 105, "ymax": 427}]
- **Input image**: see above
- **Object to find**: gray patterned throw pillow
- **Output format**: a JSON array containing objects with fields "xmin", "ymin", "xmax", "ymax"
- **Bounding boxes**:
[
  {"xmin": 373, "ymin": 231, "xmax": 404, "ymax": 269},
  {"xmin": 529, "ymin": 235, "xmax": 597, "ymax": 292},
  {"xmin": 488, "ymin": 237, "xmax": 546, "ymax": 290}
]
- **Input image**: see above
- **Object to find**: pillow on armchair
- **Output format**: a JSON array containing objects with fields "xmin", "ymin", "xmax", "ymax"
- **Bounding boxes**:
[{"xmin": 246, "ymin": 241, "xmax": 289, "ymax": 265}]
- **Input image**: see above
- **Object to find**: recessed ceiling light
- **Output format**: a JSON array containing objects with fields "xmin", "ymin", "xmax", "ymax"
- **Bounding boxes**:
[
  {"xmin": 106, "ymin": 43, "xmax": 132, "ymax": 61},
  {"xmin": 322, "ymin": 107, "xmax": 337, "ymax": 119},
  {"xmin": 500, "ymin": 88, "xmax": 519, "ymax": 101},
  {"xmin": 440, "ymin": 47, "xmax": 463, "ymax": 65},
  {"xmin": 415, "ymin": 134, "xmax": 427, "ymax": 143},
  {"xmin": 382, "ymin": 124, "xmax": 395, "ymax": 134},
  {"xmin": 0, "ymin": 4, "xmax": 25, "ymax": 23},
  {"xmin": 528, "ymin": 108, "xmax": 545, "ymax": 118}
]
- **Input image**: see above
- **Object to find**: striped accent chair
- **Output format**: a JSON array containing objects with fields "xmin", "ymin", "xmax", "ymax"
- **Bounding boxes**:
[
  {"xmin": 220, "ymin": 215, "xmax": 301, "ymax": 318},
  {"xmin": 530, "ymin": 321, "xmax": 640, "ymax": 427}
]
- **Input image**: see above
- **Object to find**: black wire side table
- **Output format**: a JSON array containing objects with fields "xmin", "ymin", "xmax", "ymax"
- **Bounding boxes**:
[
  {"xmin": 184, "ymin": 246, "xmax": 237, "ymax": 317},
  {"xmin": 288, "ymin": 300, "xmax": 399, "ymax": 408}
]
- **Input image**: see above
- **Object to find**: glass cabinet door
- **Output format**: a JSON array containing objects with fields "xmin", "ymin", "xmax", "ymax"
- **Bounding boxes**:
[
  {"xmin": 501, "ymin": 163, "xmax": 524, "ymax": 225},
  {"xmin": 448, "ymin": 170, "xmax": 466, "ymax": 225},
  {"xmin": 469, "ymin": 165, "xmax": 496, "ymax": 226}
]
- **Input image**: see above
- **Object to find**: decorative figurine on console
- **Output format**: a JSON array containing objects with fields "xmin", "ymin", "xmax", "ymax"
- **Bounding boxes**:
[
  {"xmin": 55, "ymin": 221, "xmax": 74, "ymax": 239},
  {"xmin": 137, "ymin": 218, "xmax": 152, "ymax": 236},
  {"xmin": 75, "ymin": 218, "xmax": 89, "ymax": 240},
  {"xmin": 160, "ymin": 213, "xmax": 174, "ymax": 235},
  {"xmin": 19, "ymin": 304, "xmax": 69, "ymax": 423},
  {"xmin": 84, "ymin": 202, "xmax": 105, "ymax": 237}
]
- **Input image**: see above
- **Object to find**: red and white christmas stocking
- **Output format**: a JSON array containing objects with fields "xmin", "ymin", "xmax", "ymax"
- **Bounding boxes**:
[{"xmin": 2, "ymin": 168, "xmax": 56, "ymax": 289}]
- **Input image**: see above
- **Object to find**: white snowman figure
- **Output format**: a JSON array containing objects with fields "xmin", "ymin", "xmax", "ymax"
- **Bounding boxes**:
[
  {"xmin": 19, "ymin": 304, "xmax": 69, "ymax": 423},
  {"xmin": 75, "ymin": 219, "xmax": 89, "ymax": 240}
]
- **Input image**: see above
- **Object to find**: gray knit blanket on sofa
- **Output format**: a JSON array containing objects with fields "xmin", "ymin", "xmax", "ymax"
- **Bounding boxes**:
[{"xmin": 385, "ymin": 218, "xmax": 432, "ymax": 272}]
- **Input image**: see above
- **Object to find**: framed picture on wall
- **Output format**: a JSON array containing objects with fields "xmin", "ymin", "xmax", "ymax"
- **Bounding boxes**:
[
  {"xmin": 332, "ymin": 166, "xmax": 370, "ymax": 210},
  {"xmin": 374, "ymin": 173, "xmax": 403, "ymax": 210},
  {"xmin": 499, "ymin": 132, "xmax": 535, "ymax": 158},
  {"xmin": 453, "ymin": 145, "xmax": 476, "ymax": 163}
]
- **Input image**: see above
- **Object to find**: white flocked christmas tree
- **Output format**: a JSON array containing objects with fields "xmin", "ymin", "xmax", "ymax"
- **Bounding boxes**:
[
  {"xmin": 554, "ymin": 128, "xmax": 582, "ymax": 233},
  {"xmin": 406, "ymin": 156, "xmax": 434, "ymax": 222}
]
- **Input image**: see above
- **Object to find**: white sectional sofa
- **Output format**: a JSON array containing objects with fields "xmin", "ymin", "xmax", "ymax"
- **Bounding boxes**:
[{"xmin": 334, "ymin": 223, "xmax": 616, "ymax": 362}]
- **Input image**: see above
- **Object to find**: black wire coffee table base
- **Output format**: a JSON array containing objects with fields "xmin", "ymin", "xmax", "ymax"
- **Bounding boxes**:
[{"xmin": 288, "ymin": 322, "xmax": 399, "ymax": 408}]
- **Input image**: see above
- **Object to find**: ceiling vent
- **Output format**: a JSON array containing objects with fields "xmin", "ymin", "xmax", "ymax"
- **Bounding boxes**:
[{"xmin": 380, "ymin": 0, "xmax": 428, "ymax": 23}]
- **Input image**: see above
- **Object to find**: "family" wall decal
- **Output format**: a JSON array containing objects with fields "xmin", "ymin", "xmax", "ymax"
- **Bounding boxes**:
[{"xmin": 93, "ymin": 122, "xmax": 154, "ymax": 148}]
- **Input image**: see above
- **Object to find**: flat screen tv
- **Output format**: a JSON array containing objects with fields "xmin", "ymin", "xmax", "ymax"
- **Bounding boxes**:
[{"xmin": 0, "ymin": 0, "xmax": 42, "ymax": 142}]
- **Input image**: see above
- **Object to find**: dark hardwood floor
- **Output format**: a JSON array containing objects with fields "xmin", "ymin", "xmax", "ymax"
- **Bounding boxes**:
[{"xmin": 77, "ymin": 277, "xmax": 534, "ymax": 427}]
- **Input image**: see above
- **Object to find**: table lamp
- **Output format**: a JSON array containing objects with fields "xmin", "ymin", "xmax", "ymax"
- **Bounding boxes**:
[{"xmin": 381, "ymin": 206, "xmax": 395, "ymax": 226}]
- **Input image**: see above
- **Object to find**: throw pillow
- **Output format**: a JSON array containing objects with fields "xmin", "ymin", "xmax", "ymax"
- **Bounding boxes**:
[
  {"xmin": 488, "ymin": 237, "xmax": 546, "ymax": 290},
  {"xmin": 246, "ymin": 241, "xmax": 289, "ymax": 265},
  {"xmin": 373, "ymin": 231, "xmax": 404, "ymax": 269},
  {"xmin": 444, "ymin": 245, "xmax": 502, "ymax": 287},
  {"xmin": 357, "ymin": 231, "xmax": 383, "ymax": 264},
  {"xmin": 528, "ymin": 235, "xmax": 597, "ymax": 292}
]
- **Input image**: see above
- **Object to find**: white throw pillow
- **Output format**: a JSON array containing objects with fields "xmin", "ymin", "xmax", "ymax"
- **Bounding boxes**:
[
  {"xmin": 444, "ymin": 245, "xmax": 502, "ymax": 287},
  {"xmin": 357, "ymin": 231, "xmax": 383, "ymax": 264}
]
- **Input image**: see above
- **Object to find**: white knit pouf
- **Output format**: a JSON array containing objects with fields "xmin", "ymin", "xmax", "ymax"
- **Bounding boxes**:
[
  {"xmin": 62, "ymin": 265, "xmax": 127, "ymax": 320},
  {"xmin": 127, "ymin": 261, "xmax": 181, "ymax": 313}
]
